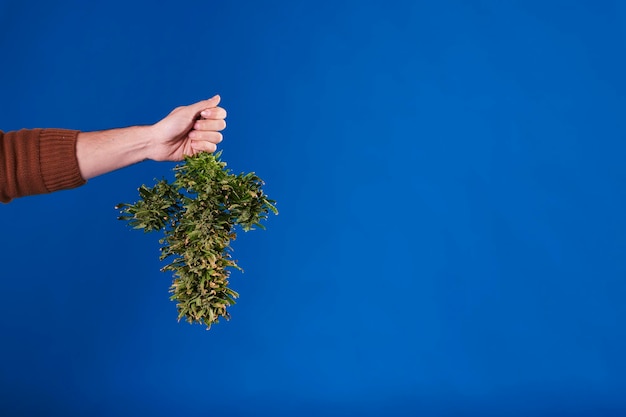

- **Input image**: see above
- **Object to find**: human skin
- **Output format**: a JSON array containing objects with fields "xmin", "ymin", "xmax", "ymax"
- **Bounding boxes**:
[{"xmin": 76, "ymin": 95, "xmax": 227, "ymax": 180}]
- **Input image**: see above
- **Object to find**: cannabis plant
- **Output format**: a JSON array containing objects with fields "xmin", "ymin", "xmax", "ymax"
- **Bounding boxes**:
[{"xmin": 116, "ymin": 151, "xmax": 277, "ymax": 330}]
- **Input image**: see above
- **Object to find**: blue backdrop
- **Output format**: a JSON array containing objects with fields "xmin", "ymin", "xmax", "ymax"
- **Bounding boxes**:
[{"xmin": 1, "ymin": 1, "xmax": 626, "ymax": 416}]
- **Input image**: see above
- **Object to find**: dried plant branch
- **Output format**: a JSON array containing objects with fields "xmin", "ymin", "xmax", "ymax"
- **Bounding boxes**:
[{"xmin": 116, "ymin": 151, "xmax": 277, "ymax": 330}]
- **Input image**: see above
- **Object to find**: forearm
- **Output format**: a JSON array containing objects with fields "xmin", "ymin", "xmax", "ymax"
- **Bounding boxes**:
[
  {"xmin": 76, "ymin": 125, "xmax": 154, "ymax": 179},
  {"xmin": 0, "ymin": 129, "xmax": 85, "ymax": 203}
]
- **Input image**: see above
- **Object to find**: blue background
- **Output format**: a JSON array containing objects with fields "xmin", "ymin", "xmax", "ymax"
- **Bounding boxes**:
[{"xmin": 1, "ymin": 1, "xmax": 626, "ymax": 416}]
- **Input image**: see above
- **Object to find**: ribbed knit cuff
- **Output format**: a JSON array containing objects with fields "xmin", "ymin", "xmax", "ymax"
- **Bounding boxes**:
[{"xmin": 39, "ymin": 129, "xmax": 86, "ymax": 193}]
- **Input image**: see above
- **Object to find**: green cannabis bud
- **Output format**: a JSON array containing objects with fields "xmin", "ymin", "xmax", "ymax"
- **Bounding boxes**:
[{"xmin": 116, "ymin": 151, "xmax": 277, "ymax": 330}]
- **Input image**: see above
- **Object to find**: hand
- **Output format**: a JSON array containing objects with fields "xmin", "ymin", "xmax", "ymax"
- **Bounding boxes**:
[{"xmin": 148, "ymin": 95, "xmax": 227, "ymax": 162}]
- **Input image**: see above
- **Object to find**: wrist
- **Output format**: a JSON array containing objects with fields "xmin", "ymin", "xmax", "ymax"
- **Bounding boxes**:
[
  {"xmin": 144, "ymin": 121, "xmax": 175, "ymax": 162},
  {"xmin": 137, "ymin": 124, "xmax": 158, "ymax": 161}
]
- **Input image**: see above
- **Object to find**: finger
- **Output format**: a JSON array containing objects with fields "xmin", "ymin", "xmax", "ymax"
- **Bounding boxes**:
[
  {"xmin": 194, "ymin": 119, "xmax": 226, "ymax": 131},
  {"xmin": 200, "ymin": 106, "xmax": 227, "ymax": 120},
  {"xmin": 191, "ymin": 140, "xmax": 218, "ymax": 154},
  {"xmin": 188, "ymin": 130, "xmax": 223, "ymax": 143}
]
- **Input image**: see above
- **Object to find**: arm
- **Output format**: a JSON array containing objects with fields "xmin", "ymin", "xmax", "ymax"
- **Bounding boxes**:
[
  {"xmin": 0, "ymin": 128, "xmax": 85, "ymax": 203},
  {"xmin": 0, "ymin": 96, "xmax": 226, "ymax": 202},
  {"xmin": 77, "ymin": 95, "xmax": 227, "ymax": 179}
]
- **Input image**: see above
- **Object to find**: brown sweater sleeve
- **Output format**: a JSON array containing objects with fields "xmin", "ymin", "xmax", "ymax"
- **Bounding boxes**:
[{"xmin": 0, "ymin": 128, "xmax": 86, "ymax": 203}]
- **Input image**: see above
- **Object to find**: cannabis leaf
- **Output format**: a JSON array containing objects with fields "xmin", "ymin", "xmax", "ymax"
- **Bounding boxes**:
[{"xmin": 116, "ymin": 151, "xmax": 277, "ymax": 330}]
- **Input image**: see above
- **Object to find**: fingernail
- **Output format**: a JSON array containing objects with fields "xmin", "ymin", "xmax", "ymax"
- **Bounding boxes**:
[{"xmin": 201, "ymin": 110, "xmax": 211, "ymax": 117}]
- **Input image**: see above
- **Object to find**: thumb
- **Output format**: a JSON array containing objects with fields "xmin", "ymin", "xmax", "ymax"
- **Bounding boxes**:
[{"xmin": 191, "ymin": 95, "xmax": 221, "ymax": 113}]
